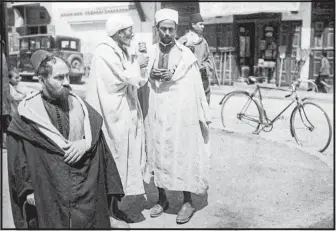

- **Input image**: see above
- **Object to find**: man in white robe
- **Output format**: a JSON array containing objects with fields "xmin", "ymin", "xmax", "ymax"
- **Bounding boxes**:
[
  {"xmin": 85, "ymin": 15, "xmax": 149, "ymax": 224},
  {"xmin": 139, "ymin": 9, "xmax": 211, "ymax": 225}
]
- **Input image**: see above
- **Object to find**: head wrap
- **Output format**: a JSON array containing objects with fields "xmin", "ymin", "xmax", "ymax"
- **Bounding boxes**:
[
  {"xmin": 155, "ymin": 8, "xmax": 178, "ymax": 25},
  {"xmin": 190, "ymin": 13, "xmax": 204, "ymax": 24},
  {"xmin": 106, "ymin": 14, "xmax": 134, "ymax": 36}
]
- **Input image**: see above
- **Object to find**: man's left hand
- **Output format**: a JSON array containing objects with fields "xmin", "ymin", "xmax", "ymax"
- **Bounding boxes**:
[
  {"xmin": 160, "ymin": 69, "xmax": 174, "ymax": 82},
  {"xmin": 63, "ymin": 140, "xmax": 87, "ymax": 164}
]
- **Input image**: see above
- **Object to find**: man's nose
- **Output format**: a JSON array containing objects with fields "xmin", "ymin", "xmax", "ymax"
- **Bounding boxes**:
[{"xmin": 63, "ymin": 76, "xmax": 70, "ymax": 86}]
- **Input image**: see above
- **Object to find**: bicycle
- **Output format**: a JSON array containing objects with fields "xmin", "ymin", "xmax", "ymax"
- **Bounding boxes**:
[{"xmin": 219, "ymin": 79, "xmax": 332, "ymax": 153}]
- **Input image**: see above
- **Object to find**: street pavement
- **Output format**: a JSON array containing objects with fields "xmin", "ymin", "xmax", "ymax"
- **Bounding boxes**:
[{"xmin": 2, "ymin": 79, "xmax": 334, "ymax": 228}]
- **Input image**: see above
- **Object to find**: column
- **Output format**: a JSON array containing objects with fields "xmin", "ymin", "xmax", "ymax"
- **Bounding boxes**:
[{"xmin": 300, "ymin": 2, "xmax": 312, "ymax": 89}]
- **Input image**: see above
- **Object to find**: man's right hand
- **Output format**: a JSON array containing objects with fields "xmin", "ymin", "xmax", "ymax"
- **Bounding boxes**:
[
  {"xmin": 137, "ymin": 54, "xmax": 149, "ymax": 69},
  {"xmin": 27, "ymin": 193, "xmax": 35, "ymax": 206}
]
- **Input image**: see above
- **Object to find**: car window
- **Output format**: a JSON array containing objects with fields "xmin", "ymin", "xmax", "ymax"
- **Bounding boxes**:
[
  {"xmin": 61, "ymin": 40, "xmax": 70, "ymax": 49},
  {"xmin": 70, "ymin": 41, "xmax": 77, "ymax": 50}
]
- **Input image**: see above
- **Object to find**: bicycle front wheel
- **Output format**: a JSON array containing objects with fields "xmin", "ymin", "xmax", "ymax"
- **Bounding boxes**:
[
  {"xmin": 221, "ymin": 91, "xmax": 262, "ymax": 133},
  {"xmin": 290, "ymin": 101, "xmax": 332, "ymax": 153}
]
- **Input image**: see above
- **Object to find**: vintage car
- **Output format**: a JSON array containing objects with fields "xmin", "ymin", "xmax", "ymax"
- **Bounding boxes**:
[{"xmin": 18, "ymin": 34, "xmax": 84, "ymax": 83}]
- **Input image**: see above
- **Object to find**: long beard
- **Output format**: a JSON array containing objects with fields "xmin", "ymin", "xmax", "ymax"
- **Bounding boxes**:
[{"xmin": 47, "ymin": 86, "xmax": 71, "ymax": 105}]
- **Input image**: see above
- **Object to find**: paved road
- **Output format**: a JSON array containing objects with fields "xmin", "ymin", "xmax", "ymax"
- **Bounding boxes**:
[{"xmin": 2, "ymin": 80, "xmax": 332, "ymax": 228}]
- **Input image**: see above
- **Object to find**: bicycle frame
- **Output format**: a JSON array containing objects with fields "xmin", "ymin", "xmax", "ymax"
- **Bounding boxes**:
[{"xmin": 251, "ymin": 85, "xmax": 299, "ymax": 125}]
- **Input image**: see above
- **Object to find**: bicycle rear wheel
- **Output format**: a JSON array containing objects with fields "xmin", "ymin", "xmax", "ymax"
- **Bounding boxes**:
[
  {"xmin": 290, "ymin": 101, "xmax": 332, "ymax": 152},
  {"xmin": 221, "ymin": 91, "xmax": 262, "ymax": 133}
]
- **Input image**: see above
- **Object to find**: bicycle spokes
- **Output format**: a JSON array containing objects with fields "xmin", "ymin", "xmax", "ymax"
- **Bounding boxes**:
[
  {"xmin": 221, "ymin": 92, "xmax": 262, "ymax": 133},
  {"xmin": 291, "ymin": 102, "xmax": 332, "ymax": 153}
]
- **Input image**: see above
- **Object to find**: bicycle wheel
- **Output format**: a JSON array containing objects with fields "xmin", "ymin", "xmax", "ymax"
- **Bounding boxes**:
[
  {"xmin": 221, "ymin": 91, "xmax": 262, "ymax": 133},
  {"xmin": 290, "ymin": 101, "xmax": 332, "ymax": 152}
]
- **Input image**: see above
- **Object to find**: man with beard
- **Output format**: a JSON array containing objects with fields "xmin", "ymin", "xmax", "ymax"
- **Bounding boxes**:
[
  {"xmin": 86, "ymin": 15, "xmax": 149, "ymax": 224},
  {"xmin": 139, "ymin": 8, "xmax": 211, "ymax": 224},
  {"xmin": 7, "ymin": 50, "xmax": 126, "ymax": 229},
  {"xmin": 178, "ymin": 13, "xmax": 215, "ymax": 105}
]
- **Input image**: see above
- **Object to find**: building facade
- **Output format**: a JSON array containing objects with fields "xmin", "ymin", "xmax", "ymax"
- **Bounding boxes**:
[
  {"xmin": 6, "ymin": 1, "xmax": 334, "ymax": 86},
  {"xmin": 199, "ymin": 1, "xmax": 334, "ymax": 86}
]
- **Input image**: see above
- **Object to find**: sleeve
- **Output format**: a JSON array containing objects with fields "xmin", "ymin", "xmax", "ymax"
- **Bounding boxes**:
[
  {"xmin": 200, "ymin": 42, "xmax": 215, "ymax": 79},
  {"xmin": 190, "ymin": 62, "xmax": 212, "ymax": 142},
  {"xmin": 178, "ymin": 35, "xmax": 188, "ymax": 46},
  {"xmin": 7, "ymin": 134, "xmax": 34, "ymax": 228},
  {"xmin": 10, "ymin": 85, "xmax": 26, "ymax": 101},
  {"xmin": 95, "ymin": 46, "xmax": 148, "ymax": 89},
  {"xmin": 100, "ymin": 132, "xmax": 125, "ymax": 200}
]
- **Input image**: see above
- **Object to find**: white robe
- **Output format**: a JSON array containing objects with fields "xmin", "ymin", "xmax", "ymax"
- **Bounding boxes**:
[
  {"xmin": 140, "ymin": 42, "xmax": 211, "ymax": 195},
  {"xmin": 86, "ymin": 36, "xmax": 147, "ymax": 195}
]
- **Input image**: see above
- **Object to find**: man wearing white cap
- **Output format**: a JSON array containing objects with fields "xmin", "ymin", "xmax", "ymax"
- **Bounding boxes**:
[
  {"xmin": 86, "ymin": 14, "xmax": 149, "ymax": 227},
  {"xmin": 140, "ymin": 8, "xmax": 211, "ymax": 224}
]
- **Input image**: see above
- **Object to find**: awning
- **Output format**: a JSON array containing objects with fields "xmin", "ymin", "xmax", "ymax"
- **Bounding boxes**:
[{"xmin": 200, "ymin": 2, "xmax": 300, "ymax": 19}]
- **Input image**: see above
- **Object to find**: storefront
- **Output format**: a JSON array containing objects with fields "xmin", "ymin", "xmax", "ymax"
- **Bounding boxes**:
[
  {"xmin": 309, "ymin": 1, "xmax": 334, "ymax": 85},
  {"xmin": 200, "ymin": 2, "xmax": 311, "ymax": 86}
]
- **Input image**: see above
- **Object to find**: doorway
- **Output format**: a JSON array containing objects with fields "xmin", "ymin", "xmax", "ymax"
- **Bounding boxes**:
[{"xmin": 237, "ymin": 22, "xmax": 255, "ymax": 76}]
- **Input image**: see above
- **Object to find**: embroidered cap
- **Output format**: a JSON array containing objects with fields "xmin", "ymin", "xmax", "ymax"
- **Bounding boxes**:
[{"xmin": 155, "ymin": 8, "xmax": 178, "ymax": 25}]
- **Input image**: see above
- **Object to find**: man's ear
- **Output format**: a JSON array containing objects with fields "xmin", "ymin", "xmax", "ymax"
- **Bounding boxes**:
[{"xmin": 37, "ymin": 75, "xmax": 43, "ymax": 84}]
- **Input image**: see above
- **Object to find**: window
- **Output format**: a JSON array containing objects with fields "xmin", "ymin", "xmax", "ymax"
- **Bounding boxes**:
[
  {"xmin": 327, "ymin": 32, "xmax": 334, "ymax": 47},
  {"xmin": 70, "ymin": 41, "xmax": 77, "ymax": 49},
  {"xmin": 41, "ymin": 37, "xmax": 51, "ymax": 49},
  {"xmin": 61, "ymin": 40, "xmax": 70, "ymax": 49},
  {"xmin": 314, "ymin": 35, "xmax": 323, "ymax": 48},
  {"xmin": 20, "ymin": 39, "xmax": 29, "ymax": 49},
  {"xmin": 40, "ymin": 26, "xmax": 47, "ymax": 34},
  {"xmin": 60, "ymin": 40, "xmax": 78, "ymax": 50},
  {"xmin": 327, "ymin": 51, "xmax": 334, "ymax": 58},
  {"xmin": 314, "ymin": 50, "xmax": 322, "ymax": 58},
  {"xmin": 28, "ymin": 26, "xmax": 39, "ymax": 35},
  {"xmin": 39, "ymin": 12, "xmax": 46, "ymax": 19},
  {"xmin": 313, "ymin": 61, "xmax": 321, "ymax": 76},
  {"xmin": 29, "ymin": 39, "xmax": 37, "ymax": 49}
]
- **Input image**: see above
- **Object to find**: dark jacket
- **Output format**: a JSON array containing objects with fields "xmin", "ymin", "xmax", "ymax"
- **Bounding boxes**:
[{"xmin": 7, "ymin": 96, "xmax": 124, "ymax": 229}]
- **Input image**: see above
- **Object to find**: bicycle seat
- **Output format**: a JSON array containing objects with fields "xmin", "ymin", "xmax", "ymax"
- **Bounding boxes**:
[{"xmin": 246, "ymin": 76, "xmax": 257, "ymax": 85}]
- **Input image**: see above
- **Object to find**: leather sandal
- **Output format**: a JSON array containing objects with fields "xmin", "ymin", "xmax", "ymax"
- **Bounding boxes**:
[
  {"xmin": 150, "ymin": 201, "xmax": 169, "ymax": 218},
  {"xmin": 176, "ymin": 202, "xmax": 196, "ymax": 224}
]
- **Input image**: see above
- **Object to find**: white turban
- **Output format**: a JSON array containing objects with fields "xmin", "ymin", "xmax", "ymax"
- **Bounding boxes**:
[
  {"xmin": 155, "ymin": 8, "xmax": 178, "ymax": 25},
  {"xmin": 106, "ymin": 15, "xmax": 134, "ymax": 36}
]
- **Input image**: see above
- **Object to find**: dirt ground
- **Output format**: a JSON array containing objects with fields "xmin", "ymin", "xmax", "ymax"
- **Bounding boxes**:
[
  {"xmin": 121, "ymin": 128, "xmax": 333, "ymax": 229},
  {"xmin": 2, "ymin": 128, "xmax": 333, "ymax": 229}
]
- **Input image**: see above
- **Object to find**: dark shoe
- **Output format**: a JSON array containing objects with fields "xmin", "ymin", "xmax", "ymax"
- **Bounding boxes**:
[
  {"xmin": 113, "ymin": 209, "xmax": 134, "ymax": 223},
  {"xmin": 176, "ymin": 202, "xmax": 196, "ymax": 224},
  {"xmin": 150, "ymin": 201, "xmax": 169, "ymax": 218}
]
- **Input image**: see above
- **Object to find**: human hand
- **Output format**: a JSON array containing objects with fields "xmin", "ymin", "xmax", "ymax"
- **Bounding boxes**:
[
  {"xmin": 150, "ymin": 68, "xmax": 164, "ymax": 80},
  {"xmin": 63, "ymin": 139, "xmax": 87, "ymax": 164},
  {"xmin": 137, "ymin": 54, "xmax": 149, "ymax": 69},
  {"xmin": 26, "ymin": 193, "xmax": 35, "ymax": 206},
  {"xmin": 160, "ymin": 69, "xmax": 174, "ymax": 82},
  {"xmin": 138, "ymin": 42, "xmax": 147, "ymax": 53}
]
